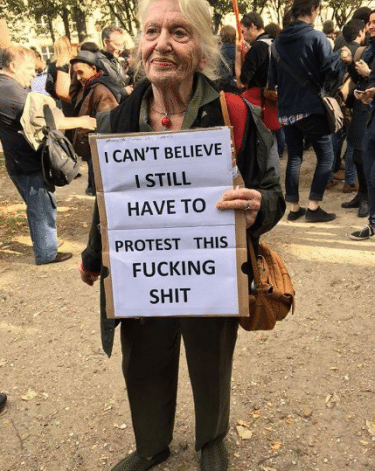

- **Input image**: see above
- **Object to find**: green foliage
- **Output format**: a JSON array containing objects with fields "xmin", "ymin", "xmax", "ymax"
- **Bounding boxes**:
[{"xmin": 324, "ymin": 0, "xmax": 366, "ymax": 28}]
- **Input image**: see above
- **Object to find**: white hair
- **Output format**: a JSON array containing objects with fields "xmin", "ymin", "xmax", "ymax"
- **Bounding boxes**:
[{"xmin": 137, "ymin": 0, "xmax": 220, "ymax": 80}]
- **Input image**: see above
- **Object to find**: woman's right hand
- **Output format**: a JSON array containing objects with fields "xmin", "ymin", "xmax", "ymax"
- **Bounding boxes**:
[
  {"xmin": 79, "ymin": 263, "xmax": 99, "ymax": 286},
  {"xmin": 78, "ymin": 116, "xmax": 97, "ymax": 130}
]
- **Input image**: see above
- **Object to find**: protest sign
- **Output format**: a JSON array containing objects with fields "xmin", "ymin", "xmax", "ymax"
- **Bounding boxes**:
[{"xmin": 90, "ymin": 127, "xmax": 249, "ymax": 318}]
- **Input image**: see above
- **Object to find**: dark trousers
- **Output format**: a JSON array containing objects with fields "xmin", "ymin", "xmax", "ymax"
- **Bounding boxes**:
[
  {"xmin": 120, "ymin": 317, "xmax": 238, "ymax": 457},
  {"xmin": 362, "ymin": 120, "xmax": 375, "ymax": 227},
  {"xmin": 283, "ymin": 114, "xmax": 334, "ymax": 203}
]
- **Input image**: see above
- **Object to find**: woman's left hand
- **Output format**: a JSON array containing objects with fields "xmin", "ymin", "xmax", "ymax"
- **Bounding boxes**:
[{"xmin": 216, "ymin": 188, "xmax": 262, "ymax": 228}]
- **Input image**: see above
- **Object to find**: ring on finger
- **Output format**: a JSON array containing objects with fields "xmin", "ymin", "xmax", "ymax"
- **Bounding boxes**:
[{"xmin": 244, "ymin": 202, "xmax": 253, "ymax": 211}]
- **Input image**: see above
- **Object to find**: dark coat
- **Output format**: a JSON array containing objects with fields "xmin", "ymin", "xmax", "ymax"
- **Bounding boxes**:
[
  {"xmin": 81, "ymin": 75, "xmax": 285, "ymax": 356},
  {"xmin": 73, "ymin": 77, "xmax": 119, "ymax": 161},
  {"xmin": 272, "ymin": 21, "xmax": 345, "ymax": 117}
]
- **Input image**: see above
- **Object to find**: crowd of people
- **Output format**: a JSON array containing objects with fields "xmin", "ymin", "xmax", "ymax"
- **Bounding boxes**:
[{"xmin": 0, "ymin": 0, "xmax": 375, "ymax": 470}]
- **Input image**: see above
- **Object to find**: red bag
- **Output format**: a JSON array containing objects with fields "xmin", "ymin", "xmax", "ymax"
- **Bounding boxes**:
[{"xmin": 242, "ymin": 87, "xmax": 281, "ymax": 132}]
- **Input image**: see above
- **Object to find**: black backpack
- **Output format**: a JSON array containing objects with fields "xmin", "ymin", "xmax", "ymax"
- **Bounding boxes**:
[{"xmin": 41, "ymin": 105, "xmax": 80, "ymax": 187}]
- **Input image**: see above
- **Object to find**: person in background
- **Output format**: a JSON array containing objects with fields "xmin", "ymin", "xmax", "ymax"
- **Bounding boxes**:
[
  {"xmin": 340, "ymin": 10, "xmax": 375, "ymax": 218},
  {"xmin": 336, "ymin": 19, "xmax": 366, "ymax": 194},
  {"xmin": 323, "ymin": 19, "xmax": 335, "ymax": 48},
  {"xmin": 101, "ymin": 25, "xmax": 128, "ymax": 86},
  {"xmin": 334, "ymin": 7, "xmax": 372, "ymax": 51},
  {"xmin": 46, "ymin": 37, "xmax": 75, "ymax": 107},
  {"xmin": 30, "ymin": 48, "xmax": 49, "ymax": 95},
  {"xmin": 0, "ymin": 46, "xmax": 73, "ymax": 264},
  {"xmin": 217, "ymin": 25, "xmax": 237, "ymax": 92},
  {"xmin": 350, "ymin": 78, "xmax": 375, "ymax": 239},
  {"xmin": 70, "ymin": 50, "xmax": 121, "ymax": 196},
  {"xmin": 272, "ymin": 0, "xmax": 345, "ymax": 222},
  {"xmin": 79, "ymin": 0, "xmax": 285, "ymax": 470}
]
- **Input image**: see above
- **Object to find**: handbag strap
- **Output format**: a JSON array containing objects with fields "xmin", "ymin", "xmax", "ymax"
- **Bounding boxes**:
[
  {"xmin": 247, "ymin": 233, "xmax": 262, "ymax": 285},
  {"xmin": 271, "ymin": 42, "xmax": 321, "ymax": 96},
  {"xmin": 219, "ymin": 91, "xmax": 261, "ymax": 286}
]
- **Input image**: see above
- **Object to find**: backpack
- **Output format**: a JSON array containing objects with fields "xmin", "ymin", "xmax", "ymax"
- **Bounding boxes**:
[{"xmin": 40, "ymin": 104, "xmax": 80, "ymax": 187}]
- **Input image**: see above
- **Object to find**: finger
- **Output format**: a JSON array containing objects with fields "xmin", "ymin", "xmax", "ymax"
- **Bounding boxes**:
[{"xmin": 221, "ymin": 188, "xmax": 260, "ymax": 202}]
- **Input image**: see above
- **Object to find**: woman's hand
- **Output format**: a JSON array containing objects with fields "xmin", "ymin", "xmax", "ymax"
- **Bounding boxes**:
[
  {"xmin": 79, "ymin": 263, "xmax": 99, "ymax": 286},
  {"xmin": 340, "ymin": 46, "xmax": 352, "ymax": 64},
  {"xmin": 355, "ymin": 59, "xmax": 371, "ymax": 77},
  {"xmin": 78, "ymin": 116, "xmax": 97, "ymax": 130},
  {"xmin": 354, "ymin": 87, "xmax": 375, "ymax": 104},
  {"xmin": 216, "ymin": 188, "xmax": 262, "ymax": 229}
]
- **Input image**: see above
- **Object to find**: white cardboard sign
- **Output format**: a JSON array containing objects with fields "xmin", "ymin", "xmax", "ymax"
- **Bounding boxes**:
[{"xmin": 90, "ymin": 127, "xmax": 249, "ymax": 318}]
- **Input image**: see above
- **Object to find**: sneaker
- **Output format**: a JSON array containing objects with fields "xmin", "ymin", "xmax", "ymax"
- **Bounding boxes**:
[
  {"xmin": 305, "ymin": 207, "xmax": 336, "ymax": 223},
  {"xmin": 287, "ymin": 207, "xmax": 306, "ymax": 221},
  {"xmin": 349, "ymin": 225, "xmax": 375, "ymax": 240}
]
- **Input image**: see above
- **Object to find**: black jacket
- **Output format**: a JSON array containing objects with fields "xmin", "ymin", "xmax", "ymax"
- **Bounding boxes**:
[
  {"xmin": 272, "ymin": 21, "xmax": 345, "ymax": 117},
  {"xmin": 82, "ymin": 75, "xmax": 285, "ymax": 355}
]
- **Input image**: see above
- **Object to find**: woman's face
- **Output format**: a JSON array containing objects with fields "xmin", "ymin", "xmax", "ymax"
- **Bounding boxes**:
[{"xmin": 141, "ymin": 0, "xmax": 205, "ymax": 89}]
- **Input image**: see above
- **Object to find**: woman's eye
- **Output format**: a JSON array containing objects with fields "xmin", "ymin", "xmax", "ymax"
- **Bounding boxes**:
[
  {"xmin": 145, "ymin": 27, "xmax": 158, "ymax": 37},
  {"xmin": 173, "ymin": 29, "xmax": 188, "ymax": 38}
]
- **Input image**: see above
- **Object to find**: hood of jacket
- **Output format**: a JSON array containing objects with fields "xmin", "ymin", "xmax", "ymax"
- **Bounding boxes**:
[{"xmin": 276, "ymin": 21, "xmax": 315, "ymax": 45}]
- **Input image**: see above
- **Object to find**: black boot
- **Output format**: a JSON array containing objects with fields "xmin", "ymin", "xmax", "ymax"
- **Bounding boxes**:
[
  {"xmin": 358, "ymin": 199, "xmax": 369, "ymax": 218},
  {"xmin": 341, "ymin": 192, "xmax": 361, "ymax": 208}
]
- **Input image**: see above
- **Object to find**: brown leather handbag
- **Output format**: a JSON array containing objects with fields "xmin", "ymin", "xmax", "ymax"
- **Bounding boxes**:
[{"xmin": 240, "ymin": 236, "xmax": 295, "ymax": 331}]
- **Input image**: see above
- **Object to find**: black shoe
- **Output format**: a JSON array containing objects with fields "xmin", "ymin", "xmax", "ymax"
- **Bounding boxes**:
[
  {"xmin": 358, "ymin": 199, "xmax": 369, "ymax": 218},
  {"xmin": 349, "ymin": 225, "xmax": 375, "ymax": 240},
  {"xmin": 287, "ymin": 207, "xmax": 306, "ymax": 221},
  {"xmin": 0, "ymin": 393, "xmax": 7, "ymax": 413},
  {"xmin": 305, "ymin": 207, "xmax": 336, "ymax": 223},
  {"xmin": 201, "ymin": 438, "xmax": 228, "ymax": 471},
  {"xmin": 38, "ymin": 252, "xmax": 73, "ymax": 265},
  {"xmin": 85, "ymin": 187, "xmax": 95, "ymax": 196},
  {"xmin": 341, "ymin": 193, "xmax": 361, "ymax": 208},
  {"xmin": 111, "ymin": 448, "xmax": 170, "ymax": 471}
]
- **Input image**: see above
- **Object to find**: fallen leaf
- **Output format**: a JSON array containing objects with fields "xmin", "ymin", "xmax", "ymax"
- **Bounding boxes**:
[
  {"xmin": 286, "ymin": 418, "xmax": 293, "ymax": 424},
  {"xmin": 236, "ymin": 425, "xmax": 253, "ymax": 440},
  {"xmin": 21, "ymin": 389, "xmax": 38, "ymax": 401},
  {"xmin": 271, "ymin": 441, "xmax": 282, "ymax": 450},
  {"xmin": 366, "ymin": 420, "xmax": 375, "ymax": 436}
]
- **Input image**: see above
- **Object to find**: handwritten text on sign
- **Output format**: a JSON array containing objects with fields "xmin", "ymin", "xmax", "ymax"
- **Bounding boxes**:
[{"xmin": 93, "ymin": 128, "xmax": 247, "ymax": 318}]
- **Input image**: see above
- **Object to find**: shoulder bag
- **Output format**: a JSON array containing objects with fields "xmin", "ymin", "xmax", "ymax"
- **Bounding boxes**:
[
  {"xmin": 220, "ymin": 91, "xmax": 295, "ymax": 330},
  {"xmin": 271, "ymin": 43, "xmax": 344, "ymax": 133}
]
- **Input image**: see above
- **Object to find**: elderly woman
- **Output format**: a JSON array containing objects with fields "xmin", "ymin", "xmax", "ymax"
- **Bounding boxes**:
[{"xmin": 80, "ymin": 1, "xmax": 285, "ymax": 470}]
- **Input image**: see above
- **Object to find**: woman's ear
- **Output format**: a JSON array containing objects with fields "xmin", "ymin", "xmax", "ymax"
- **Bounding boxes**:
[{"xmin": 197, "ymin": 54, "xmax": 207, "ymax": 71}]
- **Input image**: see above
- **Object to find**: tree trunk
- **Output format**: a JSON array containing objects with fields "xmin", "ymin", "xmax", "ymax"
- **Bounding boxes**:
[
  {"xmin": 61, "ymin": 7, "xmax": 70, "ymax": 40},
  {"xmin": 73, "ymin": 6, "xmax": 87, "ymax": 43},
  {"xmin": 47, "ymin": 14, "xmax": 55, "ymax": 43}
]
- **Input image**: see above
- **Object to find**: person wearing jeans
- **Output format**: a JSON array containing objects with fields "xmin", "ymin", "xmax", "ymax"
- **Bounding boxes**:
[
  {"xmin": 350, "ymin": 85, "xmax": 375, "ymax": 239},
  {"xmin": 283, "ymin": 114, "xmax": 335, "ymax": 208},
  {"xmin": 10, "ymin": 173, "xmax": 58, "ymax": 264},
  {"xmin": 0, "ymin": 46, "xmax": 72, "ymax": 264}
]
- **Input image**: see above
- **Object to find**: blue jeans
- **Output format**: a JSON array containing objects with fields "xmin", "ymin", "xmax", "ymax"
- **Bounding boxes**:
[
  {"xmin": 276, "ymin": 127, "xmax": 286, "ymax": 157},
  {"xmin": 362, "ymin": 120, "xmax": 375, "ymax": 227},
  {"xmin": 283, "ymin": 115, "xmax": 334, "ymax": 203},
  {"xmin": 328, "ymin": 127, "xmax": 345, "ymax": 181},
  {"xmin": 10, "ymin": 172, "xmax": 58, "ymax": 264},
  {"xmin": 344, "ymin": 142, "xmax": 357, "ymax": 187}
]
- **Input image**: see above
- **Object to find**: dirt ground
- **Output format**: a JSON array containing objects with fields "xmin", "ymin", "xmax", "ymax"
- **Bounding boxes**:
[{"xmin": 0, "ymin": 150, "xmax": 375, "ymax": 471}]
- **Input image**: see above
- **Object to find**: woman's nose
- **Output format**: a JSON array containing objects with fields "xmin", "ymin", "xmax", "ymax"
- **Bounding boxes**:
[{"xmin": 155, "ymin": 29, "xmax": 172, "ymax": 52}]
